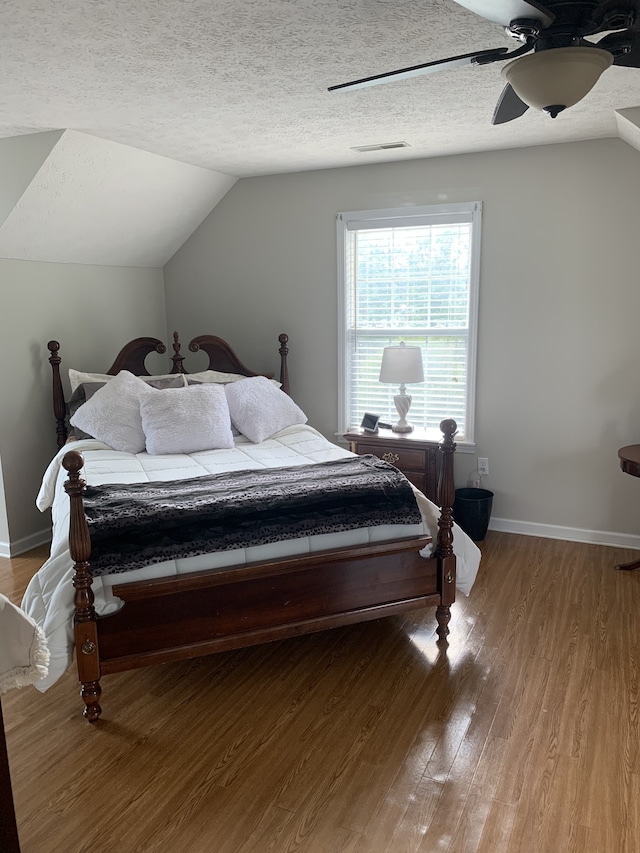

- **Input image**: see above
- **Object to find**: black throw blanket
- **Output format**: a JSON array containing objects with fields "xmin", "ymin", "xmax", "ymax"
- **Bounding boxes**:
[{"xmin": 82, "ymin": 455, "xmax": 423, "ymax": 576}]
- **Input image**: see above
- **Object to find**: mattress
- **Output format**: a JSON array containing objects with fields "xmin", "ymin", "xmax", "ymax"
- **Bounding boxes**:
[{"xmin": 22, "ymin": 424, "xmax": 481, "ymax": 689}]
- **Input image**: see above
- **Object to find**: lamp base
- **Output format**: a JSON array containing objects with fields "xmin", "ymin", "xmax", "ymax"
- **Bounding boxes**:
[{"xmin": 392, "ymin": 393, "xmax": 413, "ymax": 433}]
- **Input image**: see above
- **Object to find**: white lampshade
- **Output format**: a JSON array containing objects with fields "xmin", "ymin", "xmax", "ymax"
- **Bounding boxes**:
[
  {"xmin": 379, "ymin": 342, "xmax": 424, "ymax": 385},
  {"xmin": 502, "ymin": 47, "xmax": 613, "ymax": 117}
]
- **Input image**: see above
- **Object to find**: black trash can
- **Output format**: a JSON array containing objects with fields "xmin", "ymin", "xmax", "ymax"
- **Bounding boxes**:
[{"xmin": 453, "ymin": 487, "xmax": 494, "ymax": 542}]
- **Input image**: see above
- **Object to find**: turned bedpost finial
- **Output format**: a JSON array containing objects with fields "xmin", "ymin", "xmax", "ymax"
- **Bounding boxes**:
[
  {"xmin": 171, "ymin": 330, "xmax": 185, "ymax": 374},
  {"xmin": 440, "ymin": 418, "xmax": 458, "ymax": 446},
  {"xmin": 62, "ymin": 450, "xmax": 102, "ymax": 721},
  {"xmin": 278, "ymin": 333, "xmax": 290, "ymax": 396},
  {"xmin": 48, "ymin": 339, "xmax": 68, "ymax": 448},
  {"xmin": 62, "ymin": 449, "xmax": 83, "ymax": 479}
]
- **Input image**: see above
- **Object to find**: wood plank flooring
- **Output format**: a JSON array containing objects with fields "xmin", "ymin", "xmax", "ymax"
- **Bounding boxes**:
[{"xmin": 2, "ymin": 532, "xmax": 640, "ymax": 852}]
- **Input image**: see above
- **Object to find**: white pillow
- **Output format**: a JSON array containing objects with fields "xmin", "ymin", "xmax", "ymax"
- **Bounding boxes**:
[
  {"xmin": 225, "ymin": 376, "xmax": 307, "ymax": 443},
  {"xmin": 69, "ymin": 371, "xmax": 151, "ymax": 453},
  {"xmin": 69, "ymin": 368, "xmax": 187, "ymax": 393},
  {"xmin": 187, "ymin": 369, "xmax": 281, "ymax": 388},
  {"xmin": 141, "ymin": 384, "xmax": 234, "ymax": 455}
]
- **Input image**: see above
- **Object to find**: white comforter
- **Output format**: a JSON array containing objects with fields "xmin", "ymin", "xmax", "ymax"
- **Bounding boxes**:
[{"xmin": 23, "ymin": 424, "xmax": 481, "ymax": 689}]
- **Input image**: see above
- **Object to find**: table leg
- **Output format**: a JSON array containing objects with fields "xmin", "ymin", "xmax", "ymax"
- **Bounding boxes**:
[
  {"xmin": 0, "ymin": 698, "xmax": 21, "ymax": 852},
  {"xmin": 615, "ymin": 557, "xmax": 640, "ymax": 571}
]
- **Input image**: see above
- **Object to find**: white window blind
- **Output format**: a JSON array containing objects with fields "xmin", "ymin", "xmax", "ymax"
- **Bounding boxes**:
[{"xmin": 337, "ymin": 202, "xmax": 481, "ymax": 443}]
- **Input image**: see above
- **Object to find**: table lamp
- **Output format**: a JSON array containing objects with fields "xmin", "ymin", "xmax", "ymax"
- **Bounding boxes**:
[{"xmin": 378, "ymin": 342, "xmax": 424, "ymax": 433}]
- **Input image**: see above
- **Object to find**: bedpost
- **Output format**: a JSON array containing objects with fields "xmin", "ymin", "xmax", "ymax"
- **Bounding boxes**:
[
  {"xmin": 435, "ymin": 418, "xmax": 457, "ymax": 641},
  {"xmin": 48, "ymin": 340, "xmax": 68, "ymax": 449},
  {"xmin": 63, "ymin": 450, "xmax": 102, "ymax": 722},
  {"xmin": 170, "ymin": 330, "xmax": 186, "ymax": 374},
  {"xmin": 279, "ymin": 333, "xmax": 290, "ymax": 396}
]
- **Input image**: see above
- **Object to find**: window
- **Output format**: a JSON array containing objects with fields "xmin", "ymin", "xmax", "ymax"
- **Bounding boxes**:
[{"xmin": 337, "ymin": 202, "xmax": 481, "ymax": 444}]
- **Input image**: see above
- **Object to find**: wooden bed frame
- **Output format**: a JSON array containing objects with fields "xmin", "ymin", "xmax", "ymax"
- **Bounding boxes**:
[{"xmin": 47, "ymin": 332, "xmax": 457, "ymax": 721}]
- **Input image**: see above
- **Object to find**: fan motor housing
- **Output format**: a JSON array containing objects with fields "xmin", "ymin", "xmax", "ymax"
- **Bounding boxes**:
[{"xmin": 509, "ymin": 2, "xmax": 637, "ymax": 42}]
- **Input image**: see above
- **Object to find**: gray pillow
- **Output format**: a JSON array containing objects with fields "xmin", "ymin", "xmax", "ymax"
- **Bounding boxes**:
[{"xmin": 145, "ymin": 376, "xmax": 188, "ymax": 390}]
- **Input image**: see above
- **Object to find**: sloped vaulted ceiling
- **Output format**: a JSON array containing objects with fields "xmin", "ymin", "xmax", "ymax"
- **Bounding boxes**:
[
  {"xmin": 0, "ymin": 129, "xmax": 237, "ymax": 267},
  {"xmin": 616, "ymin": 107, "xmax": 640, "ymax": 152}
]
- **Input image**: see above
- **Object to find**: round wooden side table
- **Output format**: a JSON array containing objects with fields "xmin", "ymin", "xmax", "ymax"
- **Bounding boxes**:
[{"xmin": 616, "ymin": 445, "xmax": 640, "ymax": 571}]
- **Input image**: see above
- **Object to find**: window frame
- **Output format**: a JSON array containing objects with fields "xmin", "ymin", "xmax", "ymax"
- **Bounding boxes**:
[{"xmin": 336, "ymin": 201, "xmax": 482, "ymax": 447}]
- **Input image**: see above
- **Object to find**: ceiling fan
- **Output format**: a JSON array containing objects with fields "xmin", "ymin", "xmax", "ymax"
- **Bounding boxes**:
[{"xmin": 328, "ymin": 0, "xmax": 640, "ymax": 124}]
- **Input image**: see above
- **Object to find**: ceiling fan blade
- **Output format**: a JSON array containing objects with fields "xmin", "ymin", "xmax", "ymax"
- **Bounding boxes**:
[
  {"xmin": 598, "ymin": 28, "xmax": 640, "ymax": 67},
  {"xmin": 328, "ymin": 47, "xmax": 509, "ymax": 92},
  {"xmin": 453, "ymin": 0, "xmax": 555, "ymax": 28},
  {"xmin": 492, "ymin": 83, "xmax": 530, "ymax": 124}
]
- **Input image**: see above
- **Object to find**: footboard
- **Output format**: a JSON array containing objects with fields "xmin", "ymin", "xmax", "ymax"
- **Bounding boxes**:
[
  {"xmin": 98, "ymin": 537, "xmax": 439, "ymax": 671},
  {"xmin": 62, "ymin": 419, "xmax": 457, "ymax": 721}
]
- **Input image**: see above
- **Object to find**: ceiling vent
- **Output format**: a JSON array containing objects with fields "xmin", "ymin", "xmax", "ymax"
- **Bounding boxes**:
[{"xmin": 351, "ymin": 141, "xmax": 410, "ymax": 153}]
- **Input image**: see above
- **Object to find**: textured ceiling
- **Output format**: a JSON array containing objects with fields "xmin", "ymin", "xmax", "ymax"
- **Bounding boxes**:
[{"xmin": 2, "ymin": 0, "xmax": 640, "ymax": 178}]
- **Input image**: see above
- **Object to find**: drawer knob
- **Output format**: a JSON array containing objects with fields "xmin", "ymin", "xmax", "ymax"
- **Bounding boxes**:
[{"xmin": 382, "ymin": 452, "xmax": 400, "ymax": 465}]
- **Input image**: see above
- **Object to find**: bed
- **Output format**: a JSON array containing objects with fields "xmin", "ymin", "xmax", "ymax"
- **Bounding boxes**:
[{"xmin": 23, "ymin": 332, "xmax": 480, "ymax": 721}]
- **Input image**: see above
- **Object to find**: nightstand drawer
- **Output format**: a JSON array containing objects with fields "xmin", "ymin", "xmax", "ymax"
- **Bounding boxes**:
[
  {"xmin": 357, "ymin": 444, "xmax": 426, "ymax": 471},
  {"xmin": 403, "ymin": 471, "xmax": 427, "ymax": 493},
  {"xmin": 344, "ymin": 429, "xmax": 441, "ymax": 505}
]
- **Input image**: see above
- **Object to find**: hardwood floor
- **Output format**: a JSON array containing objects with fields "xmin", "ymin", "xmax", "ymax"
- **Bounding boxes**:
[{"xmin": 2, "ymin": 532, "xmax": 640, "ymax": 852}]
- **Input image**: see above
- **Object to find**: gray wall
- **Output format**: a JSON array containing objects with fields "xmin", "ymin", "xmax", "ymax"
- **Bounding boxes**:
[
  {"xmin": 164, "ymin": 137, "xmax": 640, "ymax": 544},
  {"xmin": 0, "ymin": 259, "xmax": 166, "ymax": 554}
]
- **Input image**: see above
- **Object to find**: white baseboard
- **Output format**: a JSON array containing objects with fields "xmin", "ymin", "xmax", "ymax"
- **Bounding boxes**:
[
  {"xmin": 0, "ymin": 529, "xmax": 51, "ymax": 559},
  {"xmin": 489, "ymin": 517, "xmax": 640, "ymax": 551}
]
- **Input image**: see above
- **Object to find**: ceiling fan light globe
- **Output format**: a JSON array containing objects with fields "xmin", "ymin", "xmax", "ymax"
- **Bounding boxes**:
[{"xmin": 501, "ymin": 47, "xmax": 613, "ymax": 114}]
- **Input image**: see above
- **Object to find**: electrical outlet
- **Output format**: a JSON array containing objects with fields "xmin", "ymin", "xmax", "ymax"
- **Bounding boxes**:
[{"xmin": 477, "ymin": 457, "xmax": 489, "ymax": 476}]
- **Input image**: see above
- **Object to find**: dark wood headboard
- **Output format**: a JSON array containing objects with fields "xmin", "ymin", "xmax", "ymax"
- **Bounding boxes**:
[{"xmin": 48, "ymin": 331, "xmax": 290, "ymax": 448}]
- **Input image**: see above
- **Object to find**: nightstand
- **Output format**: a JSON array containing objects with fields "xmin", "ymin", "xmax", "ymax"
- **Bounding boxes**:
[{"xmin": 344, "ymin": 427, "xmax": 444, "ymax": 504}]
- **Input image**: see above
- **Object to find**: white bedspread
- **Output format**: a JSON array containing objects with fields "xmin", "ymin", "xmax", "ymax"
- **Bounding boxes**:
[
  {"xmin": 0, "ymin": 594, "xmax": 49, "ymax": 694},
  {"xmin": 22, "ymin": 424, "xmax": 480, "ymax": 689}
]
